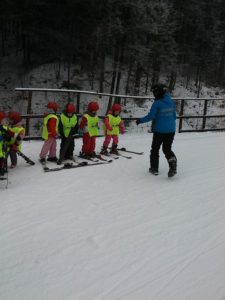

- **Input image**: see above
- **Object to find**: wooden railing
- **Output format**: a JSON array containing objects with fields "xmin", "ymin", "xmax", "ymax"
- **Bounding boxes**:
[{"xmin": 15, "ymin": 88, "xmax": 225, "ymax": 138}]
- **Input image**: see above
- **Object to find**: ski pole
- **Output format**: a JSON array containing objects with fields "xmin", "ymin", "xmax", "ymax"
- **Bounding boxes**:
[{"xmin": 17, "ymin": 150, "xmax": 35, "ymax": 165}]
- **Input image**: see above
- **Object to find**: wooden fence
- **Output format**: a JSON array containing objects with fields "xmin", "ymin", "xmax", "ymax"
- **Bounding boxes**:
[{"xmin": 15, "ymin": 88, "xmax": 225, "ymax": 139}]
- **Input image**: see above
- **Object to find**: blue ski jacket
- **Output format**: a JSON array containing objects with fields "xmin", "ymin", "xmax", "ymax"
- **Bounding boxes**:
[{"xmin": 139, "ymin": 93, "xmax": 176, "ymax": 133}]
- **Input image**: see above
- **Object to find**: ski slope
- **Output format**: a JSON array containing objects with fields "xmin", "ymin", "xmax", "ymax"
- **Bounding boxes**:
[{"xmin": 1, "ymin": 132, "xmax": 225, "ymax": 300}]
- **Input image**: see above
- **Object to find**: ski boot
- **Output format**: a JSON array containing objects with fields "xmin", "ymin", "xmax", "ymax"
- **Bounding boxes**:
[
  {"xmin": 110, "ymin": 144, "xmax": 119, "ymax": 155},
  {"xmin": 79, "ymin": 151, "xmax": 91, "ymax": 159},
  {"xmin": 47, "ymin": 156, "xmax": 58, "ymax": 162},
  {"xmin": 100, "ymin": 146, "xmax": 108, "ymax": 155},
  {"xmin": 168, "ymin": 157, "xmax": 177, "ymax": 177},
  {"xmin": 90, "ymin": 151, "xmax": 97, "ymax": 158},
  {"xmin": 0, "ymin": 167, "xmax": 5, "ymax": 177},
  {"xmin": 39, "ymin": 158, "xmax": 46, "ymax": 163}
]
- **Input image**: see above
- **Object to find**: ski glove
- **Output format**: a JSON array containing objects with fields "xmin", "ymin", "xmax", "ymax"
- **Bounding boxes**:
[{"xmin": 136, "ymin": 119, "xmax": 141, "ymax": 125}]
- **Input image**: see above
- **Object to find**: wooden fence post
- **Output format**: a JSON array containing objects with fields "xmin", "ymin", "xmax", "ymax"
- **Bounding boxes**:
[
  {"xmin": 76, "ymin": 93, "xmax": 80, "ymax": 113},
  {"xmin": 202, "ymin": 99, "xmax": 208, "ymax": 130},
  {"xmin": 25, "ymin": 91, "xmax": 32, "ymax": 137},
  {"xmin": 178, "ymin": 99, "xmax": 184, "ymax": 132}
]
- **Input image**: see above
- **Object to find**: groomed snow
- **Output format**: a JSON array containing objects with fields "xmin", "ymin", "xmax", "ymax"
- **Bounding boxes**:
[{"xmin": 1, "ymin": 132, "xmax": 225, "ymax": 300}]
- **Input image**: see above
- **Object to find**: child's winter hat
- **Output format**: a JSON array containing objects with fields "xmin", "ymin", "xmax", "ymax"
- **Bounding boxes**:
[
  {"xmin": 8, "ymin": 111, "xmax": 22, "ymax": 124},
  {"xmin": 47, "ymin": 102, "xmax": 58, "ymax": 111},
  {"xmin": 66, "ymin": 103, "xmax": 76, "ymax": 113},
  {"xmin": 88, "ymin": 101, "xmax": 99, "ymax": 112},
  {"xmin": 111, "ymin": 103, "xmax": 122, "ymax": 112}
]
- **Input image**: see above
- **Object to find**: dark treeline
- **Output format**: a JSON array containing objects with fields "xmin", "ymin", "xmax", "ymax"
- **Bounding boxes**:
[{"xmin": 1, "ymin": 0, "xmax": 225, "ymax": 94}]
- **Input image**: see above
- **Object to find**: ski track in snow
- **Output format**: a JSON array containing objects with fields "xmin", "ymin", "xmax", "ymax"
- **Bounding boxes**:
[{"xmin": 1, "ymin": 132, "xmax": 225, "ymax": 300}]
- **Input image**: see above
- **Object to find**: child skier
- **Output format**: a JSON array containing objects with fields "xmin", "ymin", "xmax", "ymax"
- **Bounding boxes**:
[
  {"xmin": 100, "ymin": 103, "xmax": 125, "ymax": 155},
  {"xmin": 79, "ymin": 101, "xmax": 99, "ymax": 158},
  {"xmin": 58, "ymin": 103, "xmax": 78, "ymax": 164},
  {"xmin": 7, "ymin": 111, "xmax": 25, "ymax": 168},
  {"xmin": 39, "ymin": 102, "xmax": 59, "ymax": 163},
  {"xmin": 0, "ymin": 112, "xmax": 8, "ymax": 176}
]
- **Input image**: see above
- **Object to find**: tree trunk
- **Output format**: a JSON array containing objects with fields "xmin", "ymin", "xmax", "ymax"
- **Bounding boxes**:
[
  {"xmin": 125, "ymin": 56, "xmax": 133, "ymax": 95},
  {"xmin": 196, "ymin": 68, "xmax": 202, "ymax": 98},
  {"xmin": 168, "ymin": 71, "xmax": 176, "ymax": 92},
  {"xmin": 107, "ymin": 45, "xmax": 120, "ymax": 113},
  {"xmin": 1, "ymin": 30, "xmax": 5, "ymax": 56},
  {"xmin": 115, "ymin": 36, "xmax": 125, "ymax": 95},
  {"xmin": 67, "ymin": 60, "xmax": 71, "ymax": 85},
  {"xmin": 134, "ymin": 62, "xmax": 142, "ymax": 95},
  {"xmin": 151, "ymin": 58, "xmax": 160, "ymax": 86},
  {"xmin": 217, "ymin": 34, "xmax": 225, "ymax": 84},
  {"xmin": 99, "ymin": 50, "xmax": 105, "ymax": 93},
  {"xmin": 145, "ymin": 64, "xmax": 151, "ymax": 94}
]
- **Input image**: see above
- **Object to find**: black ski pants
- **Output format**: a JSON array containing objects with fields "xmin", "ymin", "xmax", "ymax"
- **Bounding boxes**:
[
  {"xmin": 150, "ymin": 132, "xmax": 176, "ymax": 170},
  {"xmin": 8, "ymin": 149, "xmax": 17, "ymax": 166},
  {"xmin": 60, "ymin": 137, "xmax": 75, "ymax": 159}
]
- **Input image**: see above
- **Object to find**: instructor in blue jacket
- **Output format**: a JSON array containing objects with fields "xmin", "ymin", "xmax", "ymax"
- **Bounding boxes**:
[{"xmin": 136, "ymin": 83, "xmax": 177, "ymax": 177}]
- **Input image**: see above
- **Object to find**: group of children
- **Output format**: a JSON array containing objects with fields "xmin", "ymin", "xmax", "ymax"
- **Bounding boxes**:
[
  {"xmin": 0, "ymin": 100, "xmax": 124, "ymax": 177},
  {"xmin": 0, "ymin": 111, "xmax": 25, "ymax": 176},
  {"xmin": 0, "ymin": 83, "xmax": 177, "ymax": 178},
  {"xmin": 39, "ymin": 100, "xmax": 125, "ymax": 165}
]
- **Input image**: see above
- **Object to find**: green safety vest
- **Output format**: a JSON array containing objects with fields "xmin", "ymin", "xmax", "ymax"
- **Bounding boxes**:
[
  {"xmin": 8, "ymin": 125, "xmax": 24, "ymax": 151},
  {"xmin": 42, "ymin": 114, "xmax": 59, "ymax": 140},
  {"xmin": 84, "ymin": 114, "xmax": 99, "ymax": 137},
  {"xmin": 0, "ymin": 125, "xmax": 7, "ymax": 158},
  {"xmin": 106, "ymin": 114, "xmax": 122, "ymax": 136},
  {"xmin": 60, "ymin": 113, "xmax": 77, "ymax": 137}
]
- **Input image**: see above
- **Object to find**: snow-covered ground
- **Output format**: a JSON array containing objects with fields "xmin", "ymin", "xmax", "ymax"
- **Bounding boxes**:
[{"xmin": 1, "ymin": 132, "xmax": 225, "ymax": 300}]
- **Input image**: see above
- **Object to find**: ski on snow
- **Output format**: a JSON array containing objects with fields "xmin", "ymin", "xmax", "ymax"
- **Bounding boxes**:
[
  {"xmin": 40, "ymin": 160, "xmax": 112, "ymax": 172},
  {"xmin": 17, "ymin": 151, "xmax": 35, "ymax": 165},
  {"xmin": 77, "ymin": 154, "xmax": 112, "ymax": 163},
  {"xmin": 113, "ymin": 147, "xmax": 144, "ymax": 155},
  {"xmin": 112, "ymin": 152, "xmax": 132, "ymax": 159}
]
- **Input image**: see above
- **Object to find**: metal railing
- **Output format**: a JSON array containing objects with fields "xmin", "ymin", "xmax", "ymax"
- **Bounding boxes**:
[{"xmin": 14, "ymin": 88, "xmax": 225, "ymax": 138}]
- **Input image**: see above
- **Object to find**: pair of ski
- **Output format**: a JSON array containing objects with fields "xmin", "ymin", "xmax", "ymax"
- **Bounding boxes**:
[
  {"xmin": 78, "ymin": 154, "xmax": 113, "ymax": 163},
  {"xmin": 106, "ymin": 147, "xmax": 144, "ymax": 159},
  {"xmin": 41, "ymin": 158, "xmax": 112, "ymax": 173}
]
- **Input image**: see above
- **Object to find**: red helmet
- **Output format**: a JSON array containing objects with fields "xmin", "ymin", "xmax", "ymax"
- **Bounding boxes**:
[
  {"xmin": 0, "ymin": 111, "xmax": 6, "ymax": 121},
  {"xmin": 66, "ymin": 103, "xmax": 76, "ymax": 113},
  {"xmin": 88, "ymin": 101, "xmax": 99, "ymax": 112},
  {"xmin": 111, "ymin": 103, "xmax": 122, "ymax": 112},
  {"xmin": 47, "ymin": 102, "xmax": 58, "ymax": 111},
  {"xmin": 8, "ymin": 111, "xmax": 22, "ymax": 124}
]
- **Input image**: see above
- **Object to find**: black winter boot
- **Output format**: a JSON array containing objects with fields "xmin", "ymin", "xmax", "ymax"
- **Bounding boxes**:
[
  {"xmin": 150, "ymin": 154, "xmax": 159, "ymax": 175},
  {"xmin": 149, "ymin": 168, "xmax": 159, "ymax": 175},
  {"xmin": 168, "ymin": 157, "xmax": 177, "ymax": 177}
]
